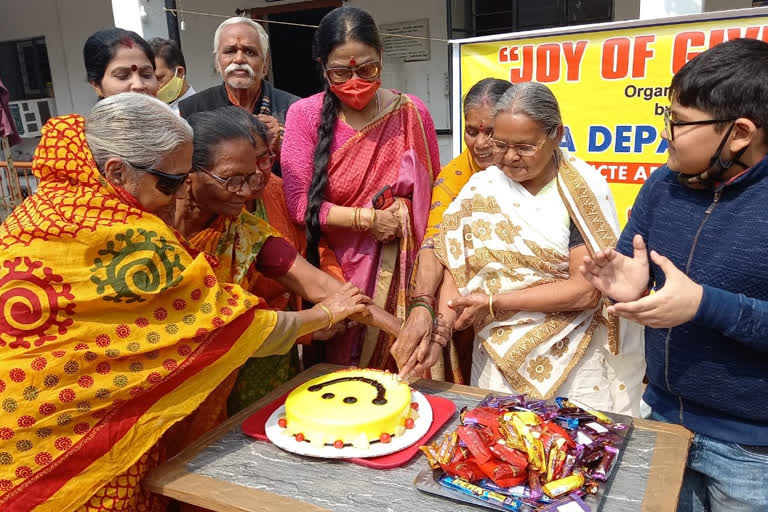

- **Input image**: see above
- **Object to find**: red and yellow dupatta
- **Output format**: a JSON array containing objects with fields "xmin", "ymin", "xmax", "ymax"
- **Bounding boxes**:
[{"xmin": 0, "ymin": 115, "xmax": 277, "ymax": 511}]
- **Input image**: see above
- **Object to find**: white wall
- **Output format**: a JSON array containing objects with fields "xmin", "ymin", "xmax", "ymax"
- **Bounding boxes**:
[{"xmin": 0, "ymin": 0, "xmax": 114, "ymax": 116}]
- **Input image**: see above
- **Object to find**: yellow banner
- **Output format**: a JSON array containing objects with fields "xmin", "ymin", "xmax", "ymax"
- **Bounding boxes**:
[{"xmin": 459, "ymin": 15, "xmax": 768, "ymax": 226}]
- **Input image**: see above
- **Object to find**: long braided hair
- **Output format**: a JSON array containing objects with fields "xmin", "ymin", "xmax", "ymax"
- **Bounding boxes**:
[{"xmin": 305, "ymin": 7, "xmax": 382, "ymax": 266}]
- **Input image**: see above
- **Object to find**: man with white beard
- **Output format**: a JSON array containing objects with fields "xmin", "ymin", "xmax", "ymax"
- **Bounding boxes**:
[{"xmin": 179, "ymin": 17, "xmax": 299, "ymax": 175}]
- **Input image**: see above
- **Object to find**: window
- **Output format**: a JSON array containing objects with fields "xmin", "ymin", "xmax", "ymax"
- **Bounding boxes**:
[{"xmin": 458, "ymin": 0, "xmax": 614, "ymax": 38}]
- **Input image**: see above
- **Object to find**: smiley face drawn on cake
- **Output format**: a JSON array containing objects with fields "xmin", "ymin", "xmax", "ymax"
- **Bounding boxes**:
[
  {"xmin": 283, "ymin": 369, "xmax": 414, "ymax": 448},
  {"xmin": 307, "ymin": 376, "xmax": 388, "ymax": 405}
]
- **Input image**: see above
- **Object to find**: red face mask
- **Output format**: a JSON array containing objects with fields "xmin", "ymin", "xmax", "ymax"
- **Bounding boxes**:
[{"xmin": 330, "ymin": 78, "xmax": 381, "ymax": 111}]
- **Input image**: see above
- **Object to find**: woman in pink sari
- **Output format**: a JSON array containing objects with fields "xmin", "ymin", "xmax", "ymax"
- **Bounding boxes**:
[{"xmin": 281, "ymin": 6, "xmax": 441, "ymax": 370}]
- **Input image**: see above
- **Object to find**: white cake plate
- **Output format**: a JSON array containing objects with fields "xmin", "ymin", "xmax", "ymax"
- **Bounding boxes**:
[{"xmin": 265, "ymin": 389, "xmax": 433, "ymax": 459}]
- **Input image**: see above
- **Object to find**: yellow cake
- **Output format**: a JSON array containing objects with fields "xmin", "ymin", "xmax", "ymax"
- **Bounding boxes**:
[{"xmin": 282, "ymin": 368, "xmax": 416, "ymax": 449}]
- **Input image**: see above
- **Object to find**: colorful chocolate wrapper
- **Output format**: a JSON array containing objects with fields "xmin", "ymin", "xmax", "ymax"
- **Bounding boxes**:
[
  {"xmin": 457, "ymin": 425, "xmax": 493, "ymax": 464},
  {"xmin": 477, "ymin": 458, "xmax": 529, "ymax": 488},
  {"xmin": 478, "ymin": 479, "xmax": 552, "ymax": 503},
  {"xmin": 543, "ymin": 473, "xmax": 585, "ymax": 499},
  {"xmin": 439, "ymin": 475, "xmax": 525, "ymax": 511},
  {"xmin": 590, "ymin": 445, "xmax": 619, "ymax": 481}
]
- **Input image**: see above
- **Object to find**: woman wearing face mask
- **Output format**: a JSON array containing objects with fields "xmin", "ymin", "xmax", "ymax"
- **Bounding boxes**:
[
  {"xmin": 83, "ymin": 28, "xmax": 159, "ymax": 99},
  {"xmin": 281, "ymin": 6, "xmax": 441, "ymax": 371},
  {"xmin": 397, "ymin": 78, "xmax": 512, "ymax": 381},
  {"xmin": 0, "ymin": 93, "xmax": 369, "ymax": 511},
  {"xmin": 432, "ymin": 82, "xmax": 645, "ymax": 415}
]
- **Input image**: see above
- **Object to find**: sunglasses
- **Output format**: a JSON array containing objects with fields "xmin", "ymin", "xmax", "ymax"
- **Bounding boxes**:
[
  {"xmin": 663, "ymin": 108, "xmax": 735, "ymax": 141},
  {"xmin": 129, "ymin": 164, "xmax": 188, "ymax": 195},
  {"xmin": 324, "ymin": 61, "xmax": 382, "ymax": 85}
]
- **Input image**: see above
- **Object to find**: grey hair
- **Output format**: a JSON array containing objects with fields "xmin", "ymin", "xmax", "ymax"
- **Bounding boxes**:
[
  {"xmin": 213, "ymin": 17, "xmax": 269, "ymax": 70},
  {"xmin": 85, "ymin": 92, "xmax": 193, "ymax": 172},
  {"xmin": 492, "ymin": 82, "xmax": 563, "ymax": 139},
  {"xmin": 463, "ymin": 78, "xmax": 512, "ymax": 114}
]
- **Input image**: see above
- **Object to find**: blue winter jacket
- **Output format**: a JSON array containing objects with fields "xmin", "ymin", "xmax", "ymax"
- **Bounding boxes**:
[{"xmin": 617, "ymin": 158, "xmax": 768, "ymax": 445}]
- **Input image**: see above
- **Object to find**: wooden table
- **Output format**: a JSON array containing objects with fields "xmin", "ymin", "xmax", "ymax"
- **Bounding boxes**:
[{"xmin": 146, "ymin": 364, "xmax": 692, "ymax": 511}]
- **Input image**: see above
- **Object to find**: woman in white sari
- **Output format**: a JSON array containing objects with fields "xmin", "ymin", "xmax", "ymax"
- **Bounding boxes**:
[{"xmin": 434, "ymin": 82, "xmax": 644, "ymax": 415}]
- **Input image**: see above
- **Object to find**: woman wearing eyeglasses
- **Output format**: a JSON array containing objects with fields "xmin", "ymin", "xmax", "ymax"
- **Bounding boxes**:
[
  {"xmin": 432, "ymin": 82, "xmax": 645, "ymax": 415},
  {"xmin": 281, "ymin": 6, "xmax": 441, "ymax": 371},
  {"xmin": 0, "ymin": 93, "xmax": 371, "ymax": 511},
  {"xmin": 169, "ymin": 107, "xmax": 402, "ymax": 447}
]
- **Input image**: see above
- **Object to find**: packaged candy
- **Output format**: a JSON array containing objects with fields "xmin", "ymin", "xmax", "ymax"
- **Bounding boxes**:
[
  {"xmin": 442, "ymin": 459, "xmax": 484, "ymax": 482},
  {"xmin": 499, "ymin": 419, "xmax": 528, "ymax": 452},
  {"xmin": 582, "ymin": 421, "xmax": 610, "ymax": 436},
  {"xmin": 489, "ymin": 441, "xmax": 529, "ymax": 470},
  {"xmin": 542, "ymin": 473, "xmax": 585, "ymax": 499},
  {"xmin": 541, "ymin": 421, "xmax": 577, "ymax": 448},
  {"xmin": 527, "ymin": 469, "xmax": 543, "ymax": 500},
  {"xmin": 562, "ymin": 398, "xmax": 614, "ymax": 424},
  {"xmin": 590, "ymin": 445, "xmax": 619, "ymax": 481},
  {"xmin": 439, "ymin": 475, "xmax": 525, "ymax": 511},
  {"xmin": 478, "ymin": 479, "xmax": 552, "ymax": 503},
  {"xmin": 554, "ymin": 416, "xmax": 580, "ymax": 431},
  {"xmin": 560, "ymin": 445, "xmax": 584, "ymax": 479},
  {"xmin": 504, "ymin": 410, "xmax": 541, "ymax": 426},
  {"xmin": 477, "ymin": 458, "xmax": 529, "ymax": 488},
  {"xmin": 449, "ymin": 445, "xmax": 470, "ymax": 465},
  {"xmin": 537, "ymin": 492, "xmax": 592, "ymax": 511},
  {"xmin": 436, "ymin": 432, "xmax": 458, "ymax": 465},
  {"xmin": 510, "ymin": 415, "xmax": 545, "ymax": 472},
  {"xmin": 546, "ymin": 442, "xmax": 567, "ymax": 483},
  {"xmin": 557, "ymin": 407, "xmax": 596, "ymax": 422},
  {"xmin": 419, "ymin": 444, "xmax": 441, "ymax": 469},
  {"xmin": 456, "ymin": 425, "xmax": 493, "ymax": 464}
]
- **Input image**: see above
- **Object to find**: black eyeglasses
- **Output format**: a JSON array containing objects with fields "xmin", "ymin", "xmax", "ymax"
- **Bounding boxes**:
[
  {"xmin": 129, "ymin": 164, "xmax": 189, "ymax": 195},
  {"xmin": 663, "ymin": 108, "xmax": 735, "ymax": 141},
  {"xmin": 196, "ymin": 152, "xmax": 275, "ymax": 193},
  {"xmin": 324, "ymin": 61, "xmax": 382, "ymax": 85}
]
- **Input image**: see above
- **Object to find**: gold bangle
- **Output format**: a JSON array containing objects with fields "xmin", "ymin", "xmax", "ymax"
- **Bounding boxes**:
[
  {"xmin": 368, "ymin": 208, "xmax": 376, "ymax": 231},
  {"xmin": 318, "ymin": 304, "xmax": 334, "ymax": 329},
  {"xmin": 489, "ymin": 293, "xmax": 496, "ymax": 320}
]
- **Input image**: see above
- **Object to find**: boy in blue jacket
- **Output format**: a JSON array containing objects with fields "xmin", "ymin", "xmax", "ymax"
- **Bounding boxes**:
[{"xmin": 581, "ymin": 38, "xmax": 768, "ymax": 512}]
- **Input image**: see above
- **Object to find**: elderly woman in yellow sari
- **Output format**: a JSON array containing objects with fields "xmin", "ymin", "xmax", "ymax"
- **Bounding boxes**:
[
  {"xmin": 396, "ymin": 78, "xmax": 511, "ymax": 381},
  {"xmin": 171, "ymin": 106, "xmax": 402, "ymax": 442},
  {"xmin": 0, "ymin": 92, "xmax": 369, "ymax": 512},
  {"xmin": 433, "ymin": 82, "xmax": 645, "ymax": 415}
]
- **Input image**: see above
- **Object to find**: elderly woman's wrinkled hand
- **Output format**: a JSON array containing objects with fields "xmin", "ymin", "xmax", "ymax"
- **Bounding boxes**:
[
  {"xmin": 448, "ymin": 292, "xmax": 490, "ymax": 331},
  {"xmin": 393, "ymin": 306, "xmax": 433, "ymax": 377},
  {"xmin": 318, "ymin": 282, "xmax": 372, "ymax": 323}
]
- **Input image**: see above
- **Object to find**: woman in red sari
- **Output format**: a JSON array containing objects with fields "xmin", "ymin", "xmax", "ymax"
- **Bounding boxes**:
[{"xmin": 281, "ymin": 6, "xmax": 441, "ymax": 371}]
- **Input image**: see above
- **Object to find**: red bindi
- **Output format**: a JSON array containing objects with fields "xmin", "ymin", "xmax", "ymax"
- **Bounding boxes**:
[
  {"xmin": 131, "ymin": 64, "xmax": 137, "ymax": 72},
  {"xmin": 349, "ymin": 57, "xmax": 357, "ymax": 66}
]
